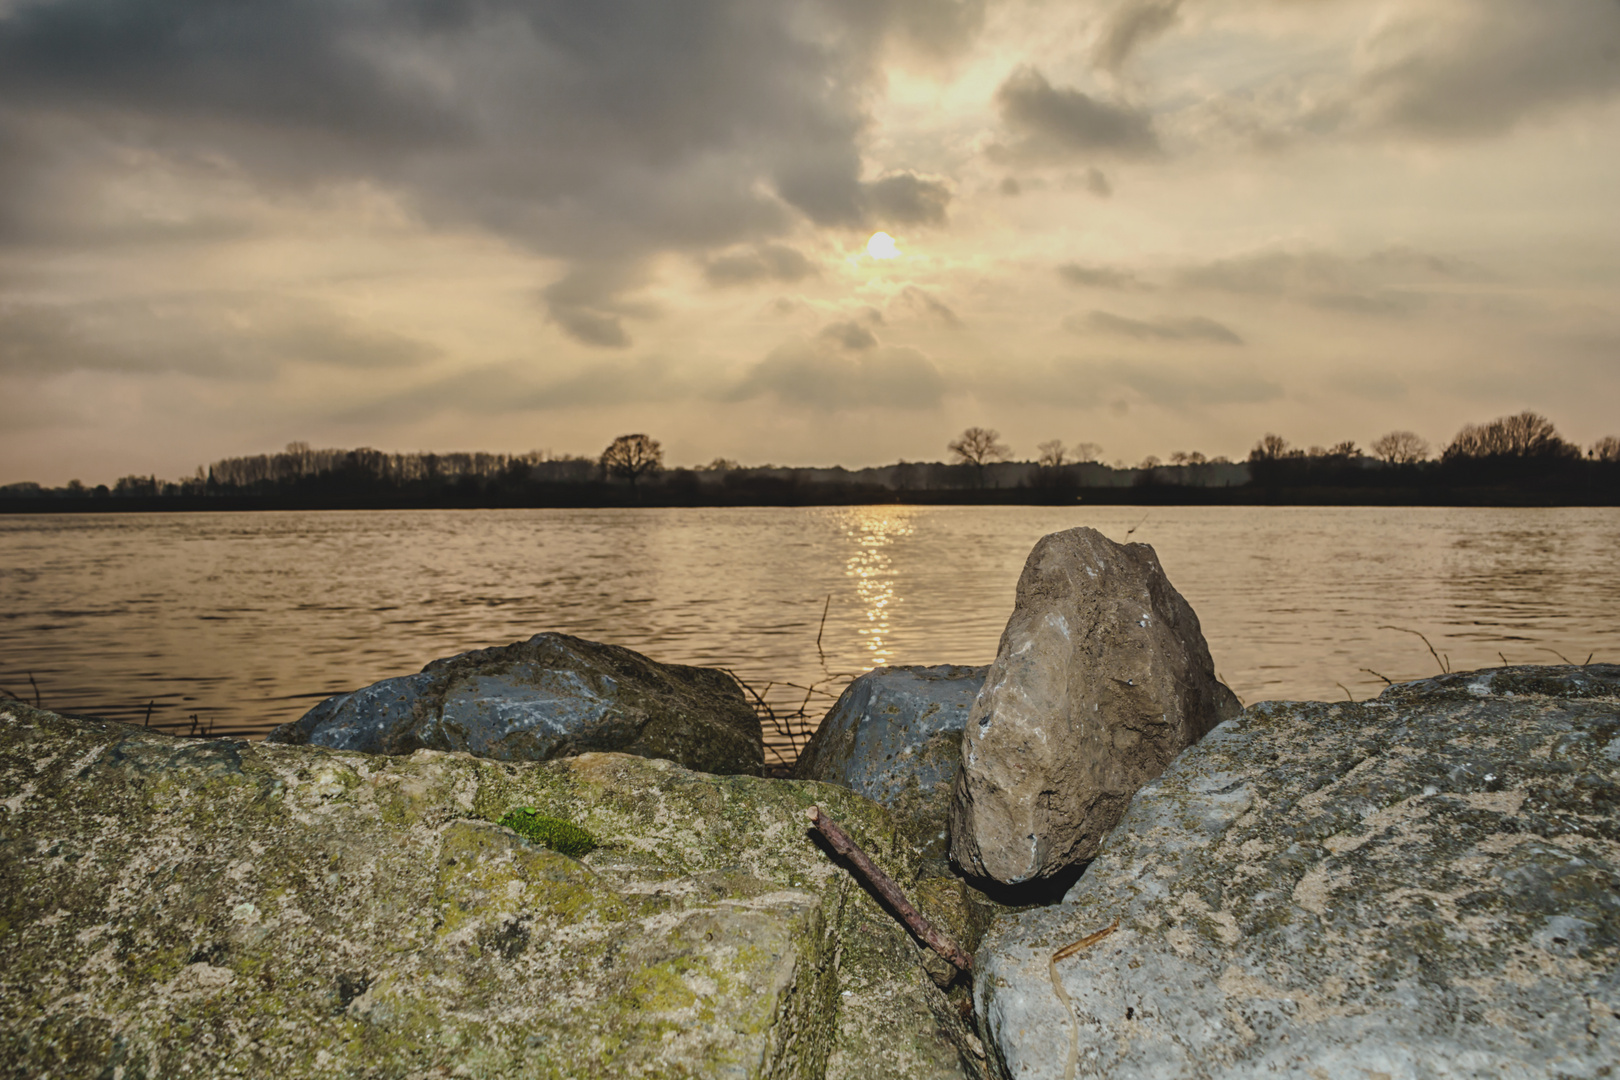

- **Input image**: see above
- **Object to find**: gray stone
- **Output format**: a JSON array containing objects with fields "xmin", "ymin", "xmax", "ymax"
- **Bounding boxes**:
[
  {"xmin": 975, "ymin": 664, "xmax": 1620, "ymax": 1080},
  {"xmin": 0, "ymin": 704, "xmax": 982, "ymax": 1079},
  {"xmin": 951, "ymin": 527, "xmax": 1240, "ymax": 884},
  {"xmin": 268, "ymin": 631, "xmax": 764, "ymax": 776},
  {"xmin": 796, "ymin": 664, "xmax": 987, "ymax": 868}
]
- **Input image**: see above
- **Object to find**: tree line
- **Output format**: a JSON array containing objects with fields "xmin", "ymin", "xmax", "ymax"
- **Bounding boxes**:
[{"xmin": 3, "ymin": 410, "xmax": 1617, "ymax": 509}]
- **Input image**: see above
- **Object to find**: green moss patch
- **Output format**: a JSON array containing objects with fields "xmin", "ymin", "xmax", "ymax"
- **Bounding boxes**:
[{"xmin": 497, "ymin": 807, "xmax": 598, "ymax": 857}]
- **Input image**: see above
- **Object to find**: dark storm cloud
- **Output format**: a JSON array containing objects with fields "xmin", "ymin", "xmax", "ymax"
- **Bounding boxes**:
[
  {"xmin": 540, "ymin": 264, "xmax": 660, "ymax": 348},
  {"xmin": 729, "ymin": 336, "xmax": 945, "ymax": 410},
  {"xmin": 1092, "ymin": 0, "xmax": 1182, "ymax": 74},
  {"xmin": 897, "ymin": 286, "xmax": 962, "ymax": 327},
  {"xmin": 993, "ymin": 66, "xmax": 1159, "ymax": 159},
  {"xmin": 1325, "ymin": 368, "xmax": 1409, "ymax": 402},
  {"xmin": 342, "ymin": 354, "xmax": 691, "ymax": 422},
  {"xmin": 863, "ymin": 172, "xmax": 951, "ymax": 226},
  {"xmin": 703, "ymin": 245, "xmax": 818, "ymax": 287},
  {"xmin": 1068, "ymin": 310, "xmax": 1243, "ymax": 345},
  {"xmin": 0, "ymin": 297, "xmax": 436, "ymax": 378},
  {"xmin": 1355, "ymin": 0, "xmax": 1620, "ymax": 139},
  {"xmin": 817, "ymin": 320, "xmax": 879, "ymax": 350},
  {"xmin": 0, "ymin": 0, "xmax": 978, "ymax": 341},
  {"xmin": 985, "ymin": 356, "xmax": 1281, "ymax": 410},
  {"xmin": 1175, "ymin": 246, "xmax": 1463, "ymax": 316},
  {"xmin": 1058, "ymin": 263, "xmax": 1143, "ymax": 290}
]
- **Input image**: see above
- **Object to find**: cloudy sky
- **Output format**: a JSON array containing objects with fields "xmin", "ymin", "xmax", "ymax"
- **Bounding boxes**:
[{"xmin": 2, "ymin": 0, "xmax": 1618, "ymax": 483}]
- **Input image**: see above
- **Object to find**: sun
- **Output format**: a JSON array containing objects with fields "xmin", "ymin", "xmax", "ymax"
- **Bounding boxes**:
[{"xmin": 866, "ymin": 231, "xmax": 900, "ymax": 259}]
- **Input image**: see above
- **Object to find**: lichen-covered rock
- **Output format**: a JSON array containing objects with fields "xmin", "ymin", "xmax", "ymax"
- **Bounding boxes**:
[
  {"xmin": 952, "ymin": 528, "xmax": 1240, "ymax": 884},
  {"xmin": 975, "ymin": 665, "xmax": 1620, "ymax": 1080},
  {"xmin": 267, "ymin": 631, "xmax": 764, "ymax": 776},
  {"xmin": 0, "ymin": 705, "xmax": 979, "ymax": 1079},
  {"xmin": 796, "ymin": 665, "xmax": 987, "ymax": 869}
]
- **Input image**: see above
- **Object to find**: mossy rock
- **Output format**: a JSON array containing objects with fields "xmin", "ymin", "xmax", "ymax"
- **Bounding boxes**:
[
  {"xmin": 0, "ymin": 704, "xmax": 981, "ymax": 1079},
  {"xmin": 497, "ymin": 807, "xmax": 598, "ymax": 857}
]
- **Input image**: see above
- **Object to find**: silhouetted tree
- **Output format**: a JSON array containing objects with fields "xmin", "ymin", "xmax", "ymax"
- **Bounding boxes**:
[
  {"xmin": 948, "ymin": 426, "xmax": 1009, "ymax": 487},
  {"xmin": 1370, "ymin": 431, "xmax": 1429, "ymax": 465},
  {"xmin": 1592, "ymin": 435, "xmax": 1620, "ymax": 462},
  {"xmin": 1249, "ymin": 433, "xmax": 1290, "ymax": 461},
  {"xmin": 600, "ymin": 434, "xmax": 664, "ymax": 488},
  {"xmin": 948, "ymin": 427, "xmax": 1008, "ymax": 466},
  {"xmin": 1443, "ymin": 411, "xmax": 1576, "ymax": 461},
  {"xmin": 1035, "ymin": 439, "xmax": 1068, "ymax": 467}
]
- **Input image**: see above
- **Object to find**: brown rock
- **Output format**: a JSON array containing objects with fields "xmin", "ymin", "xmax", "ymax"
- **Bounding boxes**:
[{"xmin": 949, "ymin": 527, "xmax": 1240, "ymax": 884}]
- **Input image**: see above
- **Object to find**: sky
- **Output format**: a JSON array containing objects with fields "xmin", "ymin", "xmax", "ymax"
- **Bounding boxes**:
[{"xmin": 2, "ymin": 0, "xmax": 1618, "ymax": 484}]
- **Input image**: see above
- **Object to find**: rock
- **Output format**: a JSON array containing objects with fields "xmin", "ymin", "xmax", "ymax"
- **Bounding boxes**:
[
  {"xmin": 952, "ymin": 527, "xmax": 1240, "ymax": 884},
  {"xmin": 1, "ymin": 703, "xmax": 982, "ymax": 1079},
  {"xmin": 975, "ymin": 665, "xmax": 1620, "ymax": 1080},
  {"xmin": 267, "ymin": 631, "xmax": 764, "ymax": 776},
  {"xmin": 796, "ymin": 664, "xmax": 988, "ymax": 869}
]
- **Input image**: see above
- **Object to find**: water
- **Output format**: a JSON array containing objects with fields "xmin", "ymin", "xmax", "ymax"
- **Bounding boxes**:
[{"xmin": 2, "ymin": 507, "xmax": 1615, "ymax": 762}]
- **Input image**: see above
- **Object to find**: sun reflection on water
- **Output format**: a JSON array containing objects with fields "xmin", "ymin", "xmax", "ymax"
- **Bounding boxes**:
[{"xmin": 840, "ymin": 507, "xmax": 917, "ymax": 668}]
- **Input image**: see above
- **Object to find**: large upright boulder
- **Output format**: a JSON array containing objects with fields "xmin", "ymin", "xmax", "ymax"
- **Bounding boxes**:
[
  {"xmin": 796, "ymin": 664, "xmax": 987, "ymax": 867},
  {"xmin": 952, "ymin": 528, "xmax": 1239, "ymax": 884},
  {"xmin": 1, "ymin": 703, "xmax": 983, "ymax": 1079},
  {"xmin": 268, "ymin": 632, "xmax": 764, "ymax": 776},
  {"xmin": 975, "ymin": 665, "xmax": 1620, "ymax": 1079}
]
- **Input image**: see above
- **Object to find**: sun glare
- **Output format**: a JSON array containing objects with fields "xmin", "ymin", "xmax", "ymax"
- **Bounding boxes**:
[{"xmin": 866, "ymin": 231, "xmax": 900, "ymax": 259}]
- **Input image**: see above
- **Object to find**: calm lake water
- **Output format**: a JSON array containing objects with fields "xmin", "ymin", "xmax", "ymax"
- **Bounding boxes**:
[{"xmin": 2, "ymin": 506, "xmax": 1616, "ymax": 764}]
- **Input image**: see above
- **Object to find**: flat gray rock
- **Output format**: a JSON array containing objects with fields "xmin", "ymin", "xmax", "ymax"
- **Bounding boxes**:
[
  {"xmin": 268, "ymin": 631, "xmax": 764, "ymax": 776},
  {"xmin": 796, "ymin": 664, "xmax": 987, "ymax": 867},
  {"xmin": 952, "ymin": 527, "xmax": 1240, "ymax": 884},
  {"xmin": 975, "ymin": 665, "xmax": 1620, "ymax": 1080}
]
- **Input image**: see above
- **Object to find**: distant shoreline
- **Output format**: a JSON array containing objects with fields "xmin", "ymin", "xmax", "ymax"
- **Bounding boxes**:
[{"xmin": 4, "ymin": 485, "xmax": 1619, "ymax": 512}]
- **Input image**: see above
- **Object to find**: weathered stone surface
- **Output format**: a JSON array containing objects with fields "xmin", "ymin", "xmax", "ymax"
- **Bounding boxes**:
[
  {"xmin": 952, "ymin": 527, "xmax": 1240, "ymax": 884},
  {"xmin": 268, "ymin": 631, "xmax": 764, "ymax": 776},
  {"xmin": 975, "ymin": 665, "xmax": 1620, "ymax": 1080},
  {"xmin": 796, "ymin": 665, "xmax": 987, "ymax": 868},
  {"xmin": 0, "ymin": 705, "xmax": 980, "ymax": 1079}
]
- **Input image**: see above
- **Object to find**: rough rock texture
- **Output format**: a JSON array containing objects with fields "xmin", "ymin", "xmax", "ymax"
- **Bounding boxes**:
[
  {"xmin": 268, "ymin": 631, "xmax": 764, "ymax": 777},
  {"xmin": 952, "ymin": 528, "xmax": 1240, "ymax": 884},
  {"xmin": 975, "ymin": 665, "xmax": 1620, "ymax": 1080},
  {"xmin": 0, "ymin": 705, "xmax": 983, "ymax": 1079},
  {"xmin": 796, "ymin": 665, "xmax": 988, "ymax": 869}
]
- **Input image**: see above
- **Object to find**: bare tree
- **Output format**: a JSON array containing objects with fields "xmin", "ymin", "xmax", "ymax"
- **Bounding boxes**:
[
  {"xmin": 1071, "ymin": 441, "xmax": 1103, "ymax": 463},
  {"xmin": 1370, "ymin": 431, "xmax": 1429, "ymax": 465},
  {"xmin": 1328, "ymin": 441, "xmax": 1359, "ymax": 458},
  {"xmin": 1249, "ymin": 433, "xmax": 1290, "ymax": 461},
  {"xmin": 600, "ymin": 434, "xmax": 664, "ymax": 487},
  {"xmin": 1592, "ymin": 435, "xmax": 1620, "ymax": 462},
  {"xmin": 1443, "ymin": 411, "xmax": 1575, "ymax": 460},
  {"xmin": 1036, "ymin": 439, "xmax": 1069, "ymax": 467},
  {"xmin": 948, "ymin": 426, "xmax": 1010, "ymax": 466},
  {"xmin": 948, "ymin": 426, "xmax": 1010, "ymax": 487}
]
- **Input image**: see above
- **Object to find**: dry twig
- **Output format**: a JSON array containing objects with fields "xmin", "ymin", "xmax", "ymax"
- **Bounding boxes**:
[
  {"xmin": 1360, "ymin": 668, "xmax": 1394, "ymax": 686},
  {"xmin": 1051, "ymin": 919, "xmax": 1119, "ymax": 963},
  {"xmin": 1379, "ymin": 626, "xmax": 1449, "ymax": 674},
  {"xmin": 805, "ymin": 805, "xmax": 972, "ymax": 972}
]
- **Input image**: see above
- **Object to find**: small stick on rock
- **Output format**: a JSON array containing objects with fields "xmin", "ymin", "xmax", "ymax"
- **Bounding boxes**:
[
  {"xmin": 1051, "ymin": 919, "xmax": 1119, "ymax": 964},
  {"xmin": 805, "ymin": 805, "xmax": 973, "ymax": 972}
]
